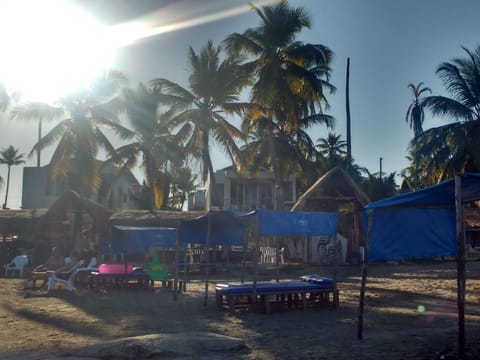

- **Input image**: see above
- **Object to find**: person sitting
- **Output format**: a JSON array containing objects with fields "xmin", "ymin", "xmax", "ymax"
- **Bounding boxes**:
[
  {"xmin": 33, "ymin": 246, "xmax": 63, "ymax": 272},
  {"xmin": 31, "ymin": 247, "xmax": 65, "ymax": 288}
]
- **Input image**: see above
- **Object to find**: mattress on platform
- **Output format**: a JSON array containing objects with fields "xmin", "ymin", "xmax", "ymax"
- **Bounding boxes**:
[{"xmin": 216, "ymin": 278, "xmax": 334, "ymax": 295}]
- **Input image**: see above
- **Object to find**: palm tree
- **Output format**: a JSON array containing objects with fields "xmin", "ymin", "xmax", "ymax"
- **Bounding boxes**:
[
  {"xmin": 113, "ymin": 83, "xmax": 185, "ymax": 209},
  {"xmin": 316, "ymin": 133, "xmax": 347, "ymax": 159},
  {"xmin": 405, "ymin": 82, "xmax": 431, "ymax": 137},
  {"xmin": 0, "ymin": 146, "xmax": 25, "ymax": 209},
  {"xmin": 411, "ymin": 45, "xmax": 480, "ymax": 184},
  {"xmin": 361, "ymin": 171, "xmax": 397, "ymax": 202},
  {"xmin": 223, "ymin": 0, "xmax": 335, "ymax": 208},
  {"xmin": 10, "ymin": 71, "xmax": 132, "ymax": 195},
  {"xmin": 151, "ymin": 40, "xmax": 252, "ymax": 208}
]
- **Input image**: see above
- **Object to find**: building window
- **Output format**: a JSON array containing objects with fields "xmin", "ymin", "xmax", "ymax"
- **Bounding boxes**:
[
  {"xmin": 258, "ymin": 183, "xmax": 273, "ymax": 209},
  {"xmin": 230, "ymin": 182, "xmax": 244, "ymax": 210}
]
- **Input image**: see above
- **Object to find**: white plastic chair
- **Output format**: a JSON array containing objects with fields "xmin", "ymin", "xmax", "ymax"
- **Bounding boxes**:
[
  {"xmin": 5, "ymin": 255, "xmax": 29, "ymax": 278},
  {"xmin": 47, "ymin": 260, "xmax": 84, "ymax": 292}
]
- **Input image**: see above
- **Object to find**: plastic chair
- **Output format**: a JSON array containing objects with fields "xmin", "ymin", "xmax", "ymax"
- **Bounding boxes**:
[
  {"xmin": 5, "ymin": 255, "xmax": 29, "ymax": 278},
  {"xmin": 47, "ymin": 260, "xmax": 84, "ymax": 291}
]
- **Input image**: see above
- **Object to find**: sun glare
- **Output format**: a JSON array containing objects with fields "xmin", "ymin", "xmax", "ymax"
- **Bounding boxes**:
[{"xmin": 0, "ymin": 0, "xmax": 117, "ymax": 104}]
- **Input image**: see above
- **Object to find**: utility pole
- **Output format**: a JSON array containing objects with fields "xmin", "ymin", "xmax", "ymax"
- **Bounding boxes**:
[
  {"xmin": 346, "ymin": 58, "xmax": 352, "ymax": 163},
  {"xmin": 379, "ymin": 157, "xmax": 383, "ymax": 180}
]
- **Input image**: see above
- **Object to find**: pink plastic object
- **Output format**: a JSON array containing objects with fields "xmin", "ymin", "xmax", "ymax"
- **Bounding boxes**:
[{"xmin": 98, "ymin": 264, "xmax": 134, "ymax": 274}]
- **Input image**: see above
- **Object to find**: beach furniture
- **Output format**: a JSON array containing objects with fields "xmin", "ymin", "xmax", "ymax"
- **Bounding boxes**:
[
  {"xmin": 4, "ymin": 255, "xmax": 29, "ymax": 278},
  {"xmin": 215, "ymin": 276, "xmax": 338, "ymax": 314}
]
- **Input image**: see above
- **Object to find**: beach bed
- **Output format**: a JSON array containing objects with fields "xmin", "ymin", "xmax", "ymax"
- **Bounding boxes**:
[{"xmin": 215, "ymin": 277, "xmax": 338, "ymax": 313}]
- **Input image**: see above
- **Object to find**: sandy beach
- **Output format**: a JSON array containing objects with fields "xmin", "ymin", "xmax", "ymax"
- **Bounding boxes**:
[{"xmin": 0, "ymin": 260, "xmax": 479, "ymax": 359}]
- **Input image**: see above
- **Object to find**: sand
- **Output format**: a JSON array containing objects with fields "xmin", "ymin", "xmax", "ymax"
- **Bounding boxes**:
[{"xmin": 0, "ymin": 260, "xmax": 479, "ymax": 359}]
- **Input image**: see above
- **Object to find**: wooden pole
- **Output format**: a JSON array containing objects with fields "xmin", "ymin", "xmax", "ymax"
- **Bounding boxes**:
[
  {"xmin": 357, "ymin": 209, "xmax": 373, "ymax": 340},
  {"xmin": 346, "ymin": 57, "xmax": 352, "ymax": 163},
  {"xmin": 173, "ymin": 221, "xmax": 181, "ymax": 302},
  {"xmin": 455, "ymin": 175, "xmax": 466, "ymax": 359},
  {"xmin": 252, "ymin": 212, "xmax": 259, "ymax": 311},
  {"xmin": 203, "ymin": 212, "xmax": 212, "ymax": 306},
  {"xmin": 275, "ymin": 235, "xmax": 279, "ymax": 282}
]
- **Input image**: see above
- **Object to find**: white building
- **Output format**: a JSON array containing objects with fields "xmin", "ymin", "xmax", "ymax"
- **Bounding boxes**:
[{"xmin": 188, "ymin": 166, "xmax": 296, "ymax": 211}]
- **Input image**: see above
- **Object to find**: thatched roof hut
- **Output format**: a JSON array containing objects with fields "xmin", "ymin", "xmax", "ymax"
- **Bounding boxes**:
[
  {"xmin": 292, "ymin": 167, "xmax": 370, "ymax": 211},
  {"xmin": 0, "ymin": 209, "xmax": 48, "ymax": 235},
  {"xmin": 291, "ymin": 167, "xmax": 370, "ymax": 264},
  {"xmin": 109, "ymin": 210, "xmax": 206, "ymax": 228}
]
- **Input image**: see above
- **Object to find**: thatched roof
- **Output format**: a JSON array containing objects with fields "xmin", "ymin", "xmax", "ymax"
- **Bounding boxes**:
[
  {"xmin": 45, "ymin": 191, "xmax": 115, "ymax": 231},
  {"xmin": 465, "ymin": 208, "xmax": 480, "ymax": 229},
  {"xmin": 0, "ymin": 209, "xmax": 48, "ymax": 233},
  {"xmin": 292, "ymin": 167, "xmax": 370, "ymax": 212},
  {"xmin": 109, "ymin": 210, "xmax": 206, "ymax": 228}
]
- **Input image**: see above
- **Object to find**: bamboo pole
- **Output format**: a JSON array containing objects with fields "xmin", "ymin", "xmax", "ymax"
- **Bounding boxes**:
[{"xmin": 455, "ymin": 175, "xmax": 466, "ymax": 359}]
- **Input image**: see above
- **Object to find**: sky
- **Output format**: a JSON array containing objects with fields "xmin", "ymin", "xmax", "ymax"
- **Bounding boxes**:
[{"xmin": 1, "ymin": 0, "xmax": 479, "ymax": 209}]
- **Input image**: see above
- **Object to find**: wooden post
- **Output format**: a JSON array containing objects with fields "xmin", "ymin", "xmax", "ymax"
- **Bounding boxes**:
[
  {"xmin": 275, "ymin": 235, "xmax": 280, "ymax": 282},
  {"xmin": 203, "ymin": 212, "xmax": 212, "ymax": 306},
  {"xmin": 241, "ymin": 224, "xmax": 247, "ymax": 284},
  {"xmin": 357, "ymin": 209, "xmax": 373, "ymax": 340},
  {"xmin": 173, "ymin": 221, "xmax": 181, "ymax": 302},
  {"xmin": 252, "ymin": 212, "xmax": 260, "ymax": 311},
  {"xmin": 455, "ymin": 175, "xmax": 465, "ymax": 359}
]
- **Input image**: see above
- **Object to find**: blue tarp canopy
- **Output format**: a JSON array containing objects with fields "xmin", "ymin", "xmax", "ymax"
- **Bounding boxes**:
[
  {"xmin": 180, "ymin": 211, "xmax": 245, "ymax": 246},
  {"xmin": 240, "ymin": 209, "xmax": 339, "ymax": 237},
  {"xmin": 107, "ymin": 226, "xmax": 180, "ymax": 255},
  {"xmin": 364, "ymin": 173, "xmax": 480, "ymax": 261},
  {"xmin": 179, "ymin": 209, "xmax": 339, "ymax": 245}
]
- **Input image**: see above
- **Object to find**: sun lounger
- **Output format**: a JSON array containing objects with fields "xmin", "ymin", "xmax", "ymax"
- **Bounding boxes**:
[{"xmin": 47, "ymin": 260, "xmax": 84, "ymax": 292}]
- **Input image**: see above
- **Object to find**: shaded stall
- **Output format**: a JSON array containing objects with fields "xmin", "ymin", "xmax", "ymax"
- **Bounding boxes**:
[
  {"xmin": 359, "ymin": 173, "xmax": 480, "ymax": 359},
  {"xmin": 180, "ymin": 211, "xmax": 245, "ymax": 305},
  {"xmin": 208, "ymin": 209, "xmax": 340, "ymax": 312}
]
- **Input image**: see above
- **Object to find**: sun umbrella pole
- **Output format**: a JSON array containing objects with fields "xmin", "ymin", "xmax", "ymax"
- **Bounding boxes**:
[
  {"xmin": 455, "ymin": 175, "xmax": 466, "ymax": 359},
  {"xmin": 357, "ymin": 209, "xmax": 372, "ymax": 340}
]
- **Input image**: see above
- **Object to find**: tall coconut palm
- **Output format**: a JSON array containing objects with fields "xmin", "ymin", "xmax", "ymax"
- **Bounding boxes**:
[
  {"xmin": 223, "ymin": 0, "xmax": 335, "ymax": 208},
  {"xmin": 0, "ymin": 145, "xmax": 25, "ymax": 209},
  {"xmin": 113, "ymin": 83, "xmax": 185, "ymax": 209},
  {"xmin": 10, "ymin": 71, "xmax": 132, "ymax": 195},
  {"xmin": 405, "ymin": 82, "xmax": 431, "ymax": 137},
  {"xmin": 412, "ymin": 45, "xmax": 480, "ymax": 184},
  {"xmin": 316, "ymin": 133, "xmax": 347, "ymax": 159},
  {"xmin": 151, "ymin": 40, "xmax": 252, "ymax": 208}
]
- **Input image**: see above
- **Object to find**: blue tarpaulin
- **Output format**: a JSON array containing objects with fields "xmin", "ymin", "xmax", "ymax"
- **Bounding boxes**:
[
  {"xmin": 180, "ymin": 211, "xmax": 245, "ymax": 246},
  {"xmin": 108, "ymin": 226, "xmax": 181, "ymax": 255},
  {"xmin": 179, "ymin": 209, "xmax": 339, "ymax": 245},
  {"xmin": 247, "ymin": 209, "xmax": 339, "ymax": 237},
  {"xmin": 364, "ymin": 173, "xmax": 480, "ymax": 261}
]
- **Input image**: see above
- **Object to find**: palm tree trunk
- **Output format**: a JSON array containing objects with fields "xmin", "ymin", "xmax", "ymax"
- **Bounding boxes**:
[
  {"xmin": 3, "ymin": 165, "xmax": 11, "ymax": 209},
  {"xmin": 267, "ymin": 121, "xmax": 284, "ymax": 210}
]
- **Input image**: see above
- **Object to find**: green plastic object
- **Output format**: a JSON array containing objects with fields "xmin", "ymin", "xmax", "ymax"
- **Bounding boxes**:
[{"xmin": 147, "ymin": 254, "xmax": 169, "ymax": 280}]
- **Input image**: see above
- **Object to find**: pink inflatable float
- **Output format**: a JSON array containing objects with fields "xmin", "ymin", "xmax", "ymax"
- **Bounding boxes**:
[{"xmin": 98, "ymin": 263, "xmax": 134, "ymax": 274}]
